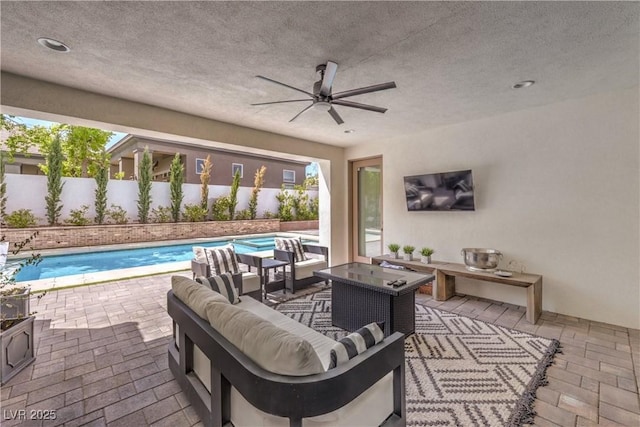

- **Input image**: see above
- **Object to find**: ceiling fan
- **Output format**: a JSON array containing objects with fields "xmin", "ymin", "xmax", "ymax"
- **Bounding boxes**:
[{"xmin": 252, "ymin": 61, "xmax": 396, "ymax": 125}]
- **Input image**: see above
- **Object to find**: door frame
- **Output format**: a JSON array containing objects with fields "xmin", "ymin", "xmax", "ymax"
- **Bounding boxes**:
[{"xmin": 349, "ymin": 156, "xmax": 383, "ymax": 263}]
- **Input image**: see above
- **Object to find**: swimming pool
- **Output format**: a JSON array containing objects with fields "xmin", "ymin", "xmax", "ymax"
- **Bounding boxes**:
[{"xmin": 15, "ymin": 235, "xmax": 303, "ymax": 282}]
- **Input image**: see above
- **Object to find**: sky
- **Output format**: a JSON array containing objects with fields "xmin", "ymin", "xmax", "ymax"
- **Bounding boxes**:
[{"xmin": 13, "ymin": 116, "xmax": 318, "ymax": 175}]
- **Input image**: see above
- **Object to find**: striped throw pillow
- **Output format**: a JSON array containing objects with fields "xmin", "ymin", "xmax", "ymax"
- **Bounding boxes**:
[
  {"xmin": 274, "ymin": 238, "xmax": 308, "ymax": 262},
  {"xmin": 204, "ymin": 245, "xmax": 240, "ymax": 274},
  {"xmin": 196, "ymin": 273, "xmax": 240, "ymax": 304},
  {"xmin": 328, "ymin": 322, "xmax": 385, "ymax": 369}
]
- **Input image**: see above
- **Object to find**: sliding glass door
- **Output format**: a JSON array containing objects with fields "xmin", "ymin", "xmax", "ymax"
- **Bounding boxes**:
[{"xmin": 351, "ymin": 157, "xmax": 382, "ymax": 263}]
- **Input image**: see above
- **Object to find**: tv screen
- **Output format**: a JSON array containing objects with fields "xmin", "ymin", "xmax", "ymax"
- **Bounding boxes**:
[{"xmin": 404, "ymin": 169, "xmax": 475, "ymax": 211}]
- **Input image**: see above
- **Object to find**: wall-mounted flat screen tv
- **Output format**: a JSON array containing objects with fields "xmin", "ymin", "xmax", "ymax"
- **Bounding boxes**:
[{"xmin": 404, "ymin": 169, "xmax": 475, "ymax": 211}]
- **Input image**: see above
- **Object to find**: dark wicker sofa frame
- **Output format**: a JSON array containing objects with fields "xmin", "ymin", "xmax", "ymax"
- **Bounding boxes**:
[
  {"xmin": 167, "ymin": 290, "xmax": 406, "ymax": 427},
  {"xmin": 273, "ymin": 244, "xmax": 330, "ymax": 293}
]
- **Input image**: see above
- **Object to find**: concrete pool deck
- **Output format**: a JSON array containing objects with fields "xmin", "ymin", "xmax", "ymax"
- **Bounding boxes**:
[{"xmin": 17, "ymin": 231, "xmax": 319, "ymax": 293}]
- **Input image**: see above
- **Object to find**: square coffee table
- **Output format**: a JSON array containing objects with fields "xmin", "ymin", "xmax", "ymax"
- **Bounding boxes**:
[{"xmin": 314, "ymin": 262, "xmax": 434, "ymax": 336}]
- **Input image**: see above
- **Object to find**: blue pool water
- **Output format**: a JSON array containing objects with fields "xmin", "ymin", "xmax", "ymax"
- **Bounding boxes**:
[{"xmin": 15, "ymin": 236, "xmax": 289, "ymax": 282}]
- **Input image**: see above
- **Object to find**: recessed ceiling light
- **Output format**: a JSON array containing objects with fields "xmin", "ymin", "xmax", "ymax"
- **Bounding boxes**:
[
  {"xmin": 512, "ymin": 80, "xmax": 535, "ymax": 89},
  {"xmin": 37, "ymin": 37, "xmax": 70, "ymax": 53},
  {"xmin": 344, "ymin": 129, "xmax": 355, "ymax": 134}
]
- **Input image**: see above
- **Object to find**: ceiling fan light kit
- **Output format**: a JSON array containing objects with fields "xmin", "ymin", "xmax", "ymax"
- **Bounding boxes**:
[{"xmin": 252, "ymin": 61, "xmax": 396, "ymax": 125}]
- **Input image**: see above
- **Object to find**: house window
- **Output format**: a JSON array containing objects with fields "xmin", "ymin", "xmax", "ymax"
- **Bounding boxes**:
[
  {"xmin": 232, "ymin": 163, "xmax": 243, "ymax": 178},
  {"xmin": 283, "ymin": 169, "xmax": 295, "ymax": 183},
  {"xmin": 195, "ymin": 158, "xmax": 206, "ymax": 175}
]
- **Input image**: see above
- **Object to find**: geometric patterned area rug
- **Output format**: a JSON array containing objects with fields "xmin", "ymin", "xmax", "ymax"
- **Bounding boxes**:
[{"xmin": 274, "ymin": 289, "xmax": 560, "ymax": 427}]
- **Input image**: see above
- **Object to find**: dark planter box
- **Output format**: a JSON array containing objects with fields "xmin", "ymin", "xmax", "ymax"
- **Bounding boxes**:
[{"xmin": 0, "ymin": 316, "xmax": 35, "ymax": 384}]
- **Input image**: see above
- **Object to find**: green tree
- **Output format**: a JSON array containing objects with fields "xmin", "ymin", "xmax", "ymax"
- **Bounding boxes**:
[
  {"xmin": 94, "ymin": 151, "xmax": 109, "ymax": 224},
  {"xmin": 169, "ymin": 153, "xmax": 184, "ymax": 222},
  {"xmin": 136, "ymin": 148, "xmax": 152, "ymax": 223},
  {"xmin": 199, "ymin": 155, "xmax": 212, "ymax": 210},
  {"xmin": 0, "ymin": 114, "xmax": 53, "ymax": 163},
  {"xmin": 0, "ymin": 151, "xmax": 7, "ymax": 220},
  {"xmin": 61, "ymin": 126, "xmax": 113, "ymax": 177},
  {"xmin": 0, "ymin": 114, "xmax": 112, "ymax": 177},
  {"xmin": 45, "ymin": 135, "xmax": 65, "ymax": 225},
  {"xmin": 228, "ymin": 168, "xmax": 241, "ymax": 220},
  {"xmin": 248, "ymin": 166, "xmax": 266, "ymax": 220}
]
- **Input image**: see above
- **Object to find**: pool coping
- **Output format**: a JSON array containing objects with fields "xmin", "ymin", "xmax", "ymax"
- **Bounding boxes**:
[{"xmin": 15, "ymin": 231, "xmax": 320, "ymax": 292}]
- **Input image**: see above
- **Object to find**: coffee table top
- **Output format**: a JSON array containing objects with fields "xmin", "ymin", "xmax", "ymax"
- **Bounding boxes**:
[{"xmin": 314, "ymin": 262, "xmax": 434, "ymax": 295}]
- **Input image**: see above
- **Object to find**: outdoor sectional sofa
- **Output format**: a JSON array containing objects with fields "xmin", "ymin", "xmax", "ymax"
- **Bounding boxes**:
[{"xmin": 167, "ymin": 275, "xmax": 406, "ymax": 427}]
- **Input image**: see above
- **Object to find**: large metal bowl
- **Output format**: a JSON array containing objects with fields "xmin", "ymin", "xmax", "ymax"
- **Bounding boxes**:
[{"xmin": 461, "ymin": 248, "xmax": 502, "ymax": 272}]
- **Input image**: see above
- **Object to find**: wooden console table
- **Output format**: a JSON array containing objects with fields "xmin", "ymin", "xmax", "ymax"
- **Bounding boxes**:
[{"xmin": 371, "ymin": 256, "xmax": 543, "ymax": 323}]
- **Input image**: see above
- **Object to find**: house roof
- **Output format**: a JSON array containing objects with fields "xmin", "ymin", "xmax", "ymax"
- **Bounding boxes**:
[
  {"xmin": 107, "ymin": 134, "xmax": 310, "ymax": 166},
  {"xmin": 0, "ymin": 2, "xmax": 636, "ymax": 148}
]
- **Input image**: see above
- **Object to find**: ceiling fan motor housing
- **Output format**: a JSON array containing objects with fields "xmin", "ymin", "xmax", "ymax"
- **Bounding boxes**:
[{"xmin": 314, "ymin": 64, "xmax": 328, "ymax": 97}]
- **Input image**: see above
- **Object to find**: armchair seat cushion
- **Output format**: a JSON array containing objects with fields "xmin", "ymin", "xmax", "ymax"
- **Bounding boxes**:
[
  {"xmin": 285, "ymin": 257, "xmax": 328, "ymax": 280},
  {"xmin": 241, "ymin": 271, "xmax": 261, "ymax": 294}
]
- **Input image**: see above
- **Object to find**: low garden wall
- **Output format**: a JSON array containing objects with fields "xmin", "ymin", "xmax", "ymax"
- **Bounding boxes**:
[
  {"xmin": 279, "ymin": 220, "xmax": 319, "ymax": 232},
  {"xmin": 2, "ymin": 219, "xmax": 319, "ymax": 250}
]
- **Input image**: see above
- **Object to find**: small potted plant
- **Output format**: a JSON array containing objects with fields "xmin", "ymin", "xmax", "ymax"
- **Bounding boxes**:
[
  {"xmin": 0, "ymin": 232, "xmax": 42, "ymax": 385},
  {"xmin": 420, "ymin": 247, "xmax": 434, "ymax": 264},
  {"xmin": 402, "ymin": 245, "xmax": 415, "ymax": 261},
  {"xmin": 387, "ymin": 243, "xmax": 400, "ymax": 259}
]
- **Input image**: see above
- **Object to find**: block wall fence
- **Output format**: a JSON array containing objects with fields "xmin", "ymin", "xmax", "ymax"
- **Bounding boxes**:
[
  {"xmin": 3, "ymin": 174, "xmax": 318, "ymax": 225},
  {"xmin": 1, "ymin": 219, "xmax": 319, "ymax": 250}
]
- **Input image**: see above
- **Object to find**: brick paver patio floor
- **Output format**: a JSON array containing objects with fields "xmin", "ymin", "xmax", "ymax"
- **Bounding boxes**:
[{"xmin": 1, "ymin": 272, "xmax": 638, "ymax": 426}]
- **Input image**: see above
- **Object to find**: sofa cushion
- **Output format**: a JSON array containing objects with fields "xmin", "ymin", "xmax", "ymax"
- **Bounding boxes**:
[
  {"xmin": 204, "ymin": 244, "xmax": 240, "ymax": 274},
  {"xmin": 171, "ymin": 275, "xmax": 229, "ymax": 319},
  {"xmin": 328, "ymin": 322, "xmax": 385, "ymax": 369},
  {"xmin": 196, "ymin": 273, "xmax": 240, "ymax": 304},
  {"xmin": 236, "ymin": 297, "xmax": 336, "ymax": 370},
  {"xmin": 275, "ymin": 237, "xmax": 308, "ymax": 262},
  {"xmin": 205, "ymin": 301, "xmax": 325, "ymax": 376}
]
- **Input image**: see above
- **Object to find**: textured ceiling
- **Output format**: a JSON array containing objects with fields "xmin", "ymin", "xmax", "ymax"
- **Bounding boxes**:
[{"xmin": 1, "ymin": 2, "xmax": 638, "ymax": 147}]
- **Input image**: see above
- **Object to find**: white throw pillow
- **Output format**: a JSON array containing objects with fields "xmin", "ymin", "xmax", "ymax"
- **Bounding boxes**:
[
  {"xmin": 274, "ymin": 237, "xmax": 308, "ymax": 262},
  {"xmin": 195, "ymin": 273, "xmax": 240, "ymax": 304},
  {"xmin": 328, "ymin": 322, "xmax": 385, "ymax": 369},
  {"xmin": 204, "ymin": 244, "xmax": 240, "ymax": 274},
  {"xmin": 192, "ymin": 246, "xmax": 207, "ymax": 263}
]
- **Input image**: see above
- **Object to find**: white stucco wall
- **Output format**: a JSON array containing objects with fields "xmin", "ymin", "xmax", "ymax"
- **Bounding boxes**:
[
  {"xmin": 4, "ymin": 174, "xmax": 317, "ymax": 223},
  {"xmin": 346, "ymin": 87, "xmax": 640, "ymax": 329}
]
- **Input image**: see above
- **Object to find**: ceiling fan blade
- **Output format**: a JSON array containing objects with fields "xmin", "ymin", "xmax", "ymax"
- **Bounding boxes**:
[
  {"xmin": 328, "ymin": 107, "xmax": 344, "ymax": 125},
  {"xmin": 289, "ymin": 104, "xmax": 314, "ymax": 122},
  {"xmin": 251, "ymin": 99, "xmax": 312, "ymax": 106},
  {"xmin": 319, "ymin": 61, "xmax": 338, "ymax": 97},
  {"xmin": 331, "ymin": 81, "xmax": 397, "ymax": 100},
  {"xmin": 332, "ymin": 99, "xmax": 387, "ymax": 113},
  {"xmin": 256, "ymin": 75, "xmax": 314, "ymax": 97}
]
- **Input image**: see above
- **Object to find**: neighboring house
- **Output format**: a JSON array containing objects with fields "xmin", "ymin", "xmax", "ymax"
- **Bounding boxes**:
[
  {"xmin": 107, "ymin": 135, "xmax": 309, "ymax": 188},
  {"xmin": 1, "ymin": 131, "xmax": 310, "ymax": 189},
  {"xmin": 0, "ymin": 129, "xmax": 45, "ymax": 175}
]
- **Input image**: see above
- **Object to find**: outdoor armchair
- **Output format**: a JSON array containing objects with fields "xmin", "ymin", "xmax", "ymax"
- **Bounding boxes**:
[
  {"xmin": 273, "ymin": 243, "xmax": 329, "ymax": 293},
  {"xmin": 191, "ymin": 251, "xmax": 263, "ymax": 301}
]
